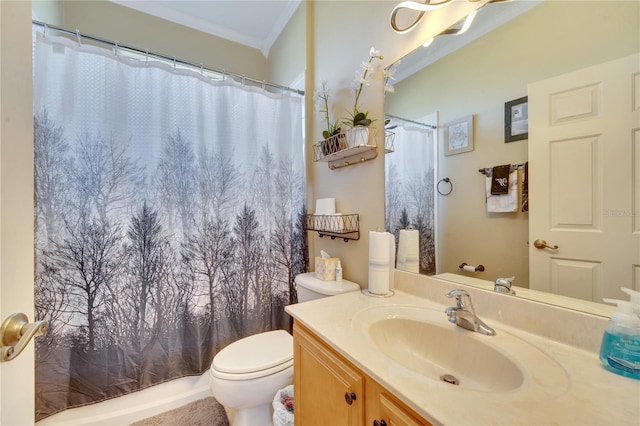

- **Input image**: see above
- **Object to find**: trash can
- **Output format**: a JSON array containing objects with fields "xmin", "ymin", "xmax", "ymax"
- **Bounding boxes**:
[{"xmin": 272, "ymin": 384, "xmax": 294, "ymax": 426}]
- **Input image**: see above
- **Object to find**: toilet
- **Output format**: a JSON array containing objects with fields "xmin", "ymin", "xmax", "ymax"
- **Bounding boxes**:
[{"xmin": 209, "ymin": 272, "xmax": 360, "ymax": 425}]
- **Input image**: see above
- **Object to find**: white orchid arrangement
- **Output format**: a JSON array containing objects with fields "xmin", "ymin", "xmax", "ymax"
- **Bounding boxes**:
[
  {"xmin": 314, "ymin": 47, "xmax": 385, "ymax": 141},
  {"xmin": 314, "ymin": 81, "xmax": 341, "ymax": 140},
  {"xmin": 383, "ymin": 60, "xmax": 399, "ymax": 95},
  {"xmin": 344, "ymin": 46, "xmax": 384, "ymax": 128}
]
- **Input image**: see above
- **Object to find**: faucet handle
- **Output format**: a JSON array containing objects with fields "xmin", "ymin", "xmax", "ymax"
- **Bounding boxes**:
[
  {"xmin": 494, "ymin": 276, "xmax": 516, "ymax": 295},
  {"xmin": 446, "ymin": 289, "xmax": 471, "ymax": 308},
  {"xmin": 446, "ymin": 288, "xmax": 470, "ymax": 298},
  {"xmin": 495, "ymin": 276, "xmax": 515, "ymax": 286}
]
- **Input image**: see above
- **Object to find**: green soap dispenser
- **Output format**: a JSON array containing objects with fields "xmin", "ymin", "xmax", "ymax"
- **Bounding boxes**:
[{"xmin": 599, "ymin": 298, "xmax": 640, "ymax": 379}]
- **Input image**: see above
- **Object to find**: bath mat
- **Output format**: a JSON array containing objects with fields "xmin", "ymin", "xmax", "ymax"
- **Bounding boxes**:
[{"xmin": 130, "ymin": 397, "xmax": 229, "ymax": 426}]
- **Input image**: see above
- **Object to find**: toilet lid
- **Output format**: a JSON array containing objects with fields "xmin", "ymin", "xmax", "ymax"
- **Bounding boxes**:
[{"xmin": 213, "ymin": 330, "xmax": 293, "ymax": 375}]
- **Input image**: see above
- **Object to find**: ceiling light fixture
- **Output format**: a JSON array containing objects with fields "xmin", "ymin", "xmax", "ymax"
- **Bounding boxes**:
[
  {"xmin": 422, "ymin": 38, "xmax": 435, "ymax": 47},
  {"xmin": 446, "ymin": 9, "xmax": 478, "ymax": 35},
  {"xmin": 392, "ymin": 0, "xmax": 512, "ymax": 35},
  {"xmin": 390, "ymin": 0, "xmax": 456, "ymax": 34},
  {"xmin": 421, "ymin": 8, "xmax": 477, "ymax": 48}
]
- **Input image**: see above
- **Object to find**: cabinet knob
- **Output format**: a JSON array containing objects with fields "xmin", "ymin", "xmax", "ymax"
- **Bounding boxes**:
[
  {"xmin": 373, "ymin": 420, "xmax": 387, "ymax": 426},
  {"xmin": 344, "ymin": 391, "xmax": 357, "ymax": 405}
]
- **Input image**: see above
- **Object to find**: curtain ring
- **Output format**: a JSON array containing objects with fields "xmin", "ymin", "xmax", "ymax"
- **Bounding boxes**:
[
  {"xmin": 43, "ymin": 23, "xmax": 48, "ymax": 37},
  {"xmin": 114, "ymin": 41, "xmax": 119, "ymax": 57},
  {"xmin": 437, "ymin": 178, "xmax": 453, "ymax": 196},
  {"xmin": 200, "ymin": 63, "xmax": 204, "ymax": 76},
  {"xmin": 145, "ymin": 49, "xmax": 149, "ymax": 64},
  {"xmin": 75, "ymin": 29, "xmax": 82, "ymax": 46}
]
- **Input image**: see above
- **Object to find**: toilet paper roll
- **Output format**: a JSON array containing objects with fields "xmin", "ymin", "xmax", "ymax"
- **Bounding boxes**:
[
  {"xmin": 462, "ymin": 264, "xmax": 477, "ymax": 273},
  {"xmin": 397, "ymin": 229, "xmax": 419, "ymax": 273},
  {"xmin": 368, "ymin": 231, "xmax": 394, "ymax": 295},
  {"xmin": 315, "ymin": 198, "xmax": 336, "ymax": 215},
  {"xmin": 369, "ymin": 264, "xmax": 390, "ymax": 295},
  {"xmin": 388, "ymin": 232, "xmax": 395, "ymax": 289},
  {"xmin": 398, "ymin": 256, "xmax": 419, "ymax": 274},
  {"xmin": 369, "ymin": 231, "xmax": 391, "ymax": 263}
]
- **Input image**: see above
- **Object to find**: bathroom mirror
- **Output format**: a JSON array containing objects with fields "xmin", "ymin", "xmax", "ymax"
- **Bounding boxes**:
[{"xmin": 384, "ymin": 0, "xmax": 639, "ymax": 312}]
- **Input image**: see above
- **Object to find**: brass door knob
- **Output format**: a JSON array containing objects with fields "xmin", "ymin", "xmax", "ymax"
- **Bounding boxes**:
[
  {"xmin": 533, "ymin": 239, "xmax": 559, "ymax": 250},
  {"xmin": 0, "ymin": 313, "xmax": 48, "ymax": 362}
]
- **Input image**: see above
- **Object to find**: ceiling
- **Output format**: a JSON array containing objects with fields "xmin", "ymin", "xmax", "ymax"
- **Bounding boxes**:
[{"xmin": 111, "ymin": 0, "xmax": 302, "ymax": 58}]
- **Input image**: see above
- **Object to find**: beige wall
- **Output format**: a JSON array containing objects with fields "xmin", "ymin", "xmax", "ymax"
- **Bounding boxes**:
[
  {"xmin": 268, "ymin": 2, "xmax": 305, "ymax": 87},
  {"xmin": 34, "ymin": 0, "xmax": 269, "ymax": 81},
  {"xmin": 385, "ymin": 1, "xmax": 640, "ymax": 285}
]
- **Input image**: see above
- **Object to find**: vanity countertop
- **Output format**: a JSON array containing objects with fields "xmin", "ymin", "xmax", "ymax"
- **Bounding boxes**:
[{"xmin": 285, "ymin": 289, "xmax": 640, "ymax": 425}]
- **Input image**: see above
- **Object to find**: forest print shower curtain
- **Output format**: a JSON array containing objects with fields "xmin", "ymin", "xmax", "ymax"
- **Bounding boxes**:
[{"xmin": 32, "ymin": 32, "xmax": 306, "ymax": 420}]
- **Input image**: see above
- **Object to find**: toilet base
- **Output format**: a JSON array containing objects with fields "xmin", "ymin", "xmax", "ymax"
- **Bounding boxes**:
[{"xmin": 230, "ymin": 403, "xmax": 272, "ymax": 426}]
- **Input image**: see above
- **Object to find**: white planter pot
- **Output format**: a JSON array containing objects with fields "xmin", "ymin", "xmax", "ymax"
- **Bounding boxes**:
[{"xmin": 345, "ymin": 126, "xmax": 370, "ymax": 148}]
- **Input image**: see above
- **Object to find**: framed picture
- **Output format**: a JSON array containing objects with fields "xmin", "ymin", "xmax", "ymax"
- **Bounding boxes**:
[
  {"xmin": 505, "ymin": 96, "xmax": 528, "ymax": 142},
  {"xmin": 444, "ymin": 115, "xmax": 474, "ymax": 156}
]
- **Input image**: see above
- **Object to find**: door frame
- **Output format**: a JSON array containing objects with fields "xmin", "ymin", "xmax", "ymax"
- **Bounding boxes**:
[{"xmin": 1, "ymin": 1, "xmax": 36, "ymax": 424}]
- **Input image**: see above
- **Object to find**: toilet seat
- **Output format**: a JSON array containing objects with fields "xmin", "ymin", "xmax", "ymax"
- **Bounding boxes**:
[{"xmin": 211, "ymin": 330, "xmax": 293, "ymax": 381}]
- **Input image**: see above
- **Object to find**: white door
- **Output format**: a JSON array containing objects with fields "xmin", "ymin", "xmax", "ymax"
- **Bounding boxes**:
[
  {"xmin": 1, "ymin": 1, "xmax": 36, "ymax": 424},
  {"xmin": 529, "ymin": 53, "xmax": 640, "ymax": 302}
]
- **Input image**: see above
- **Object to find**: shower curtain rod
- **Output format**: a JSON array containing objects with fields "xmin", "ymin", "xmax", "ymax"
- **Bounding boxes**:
[
  {"xmin": 385, "ymin": 114, "xmax": 437, "ymax": 129},
  {"xmin": 32, "ymin": 20, "xmax": 305, "ymax": 96}
]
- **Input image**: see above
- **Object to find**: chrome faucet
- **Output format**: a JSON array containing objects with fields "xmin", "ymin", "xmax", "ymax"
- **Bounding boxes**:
[
  {"xmin": 494, "ymin": 276, "xmax": 516, "ymax": 295},
  {"xmin": 444, "ymin": 289, "xmax": 496, "ymax": 336}
]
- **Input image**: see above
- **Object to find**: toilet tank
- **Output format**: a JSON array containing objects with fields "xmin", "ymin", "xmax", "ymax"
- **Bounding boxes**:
[{"xmin": 295, "ymin": 272, "xmax": 360, "ymax": 302}]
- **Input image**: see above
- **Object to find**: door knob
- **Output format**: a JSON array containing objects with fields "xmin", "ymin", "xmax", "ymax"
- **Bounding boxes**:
[
  {"xmin": 0, "ymin": 313, "xmax": 48, "ymax": 362},
  {"xmin": 533, "ymin": 239, "xmax": 559, "ymax": 250}
]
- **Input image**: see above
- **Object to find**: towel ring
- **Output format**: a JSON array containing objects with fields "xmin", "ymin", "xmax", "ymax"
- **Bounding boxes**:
[{"xmin": 437, "ymin": 178, "xmax": 453, "ymax": 196}]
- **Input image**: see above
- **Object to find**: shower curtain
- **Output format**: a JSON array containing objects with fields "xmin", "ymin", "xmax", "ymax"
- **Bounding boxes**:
[
  {"xmin": 32, "ymin": 32, "xmax": 307, "ymax": 420},
  {"xmin": 385, "ymin": 121, "xmax": 436, "ymax": 274}
]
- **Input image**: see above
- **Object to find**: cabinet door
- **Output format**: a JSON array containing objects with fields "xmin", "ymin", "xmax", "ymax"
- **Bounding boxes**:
[
  {"xmin": 294, "ymin": 323, "xmax": 364, "ymax": 426},
  {"xmin": 366, "ymin": 379, "xmax": 430, "ymax": 426},
  {"xmin": 378, "ymin": 393, "xmax": 426, "ymax": 426}
]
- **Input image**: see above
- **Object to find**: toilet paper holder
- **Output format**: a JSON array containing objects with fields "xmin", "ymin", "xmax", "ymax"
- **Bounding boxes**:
[{"xmin": 459, "ymin": 263, "xmax": 485, "ymax": 273}]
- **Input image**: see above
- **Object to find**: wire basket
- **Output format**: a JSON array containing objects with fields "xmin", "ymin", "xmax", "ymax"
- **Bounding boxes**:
[
  {"xmin": 384, "ymin": 130, "xmax": 395, "ymax": 153},
  {"xmin": 313, "ymin": 127, "xmax": 376, "ymax": 162},
  {"xmin": 305, "ymin": 214, "xmax": 359, "ymax": 233}
]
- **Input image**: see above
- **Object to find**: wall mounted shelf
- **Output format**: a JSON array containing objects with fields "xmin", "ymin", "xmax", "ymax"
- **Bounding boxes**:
[
  {"xmin": 312, "ymin": 128, "xmax": 378, "ymax": 170},
  {"xmin": 304, "ymin": 214, "xmax": 359, "ymax": 242}
]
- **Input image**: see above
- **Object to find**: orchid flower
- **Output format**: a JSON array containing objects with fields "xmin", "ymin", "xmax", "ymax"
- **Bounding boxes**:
[{"xmin": 345, "ymin": 47, "xmax": 384, "ymax": 128}]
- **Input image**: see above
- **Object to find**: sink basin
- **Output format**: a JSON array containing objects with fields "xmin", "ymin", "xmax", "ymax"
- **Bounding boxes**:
[{"xmin": 352, "ymin": 304, "xmax": 569, "ymax": 396}]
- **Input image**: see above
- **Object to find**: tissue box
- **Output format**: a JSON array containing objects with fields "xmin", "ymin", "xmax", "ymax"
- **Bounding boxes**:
[{"xmin": 315, "ymin": 257, "xmax": 340, "ymax": 281}]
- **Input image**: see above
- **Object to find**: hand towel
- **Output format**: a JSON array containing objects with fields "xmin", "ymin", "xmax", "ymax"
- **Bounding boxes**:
[
  {"xmin": 521, "ymin": 162, "xmax": 529, "ymax": 212},
  {"xmin": 491, "ymin": 164, "xmax": 511, "ymax": 195},
  {"xmin": 486, "ymin": 169, "xmax": 518, "ymax": 212}
]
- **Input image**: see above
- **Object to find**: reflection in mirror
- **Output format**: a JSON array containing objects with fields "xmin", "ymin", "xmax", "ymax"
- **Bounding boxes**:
[
  {"xmin": 384, "ymin": 114, "xmax": 437, "ymax": 274},
  {"xmin": 384, "ymin": 0, "xmax": 639, "ymax": 312}
]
